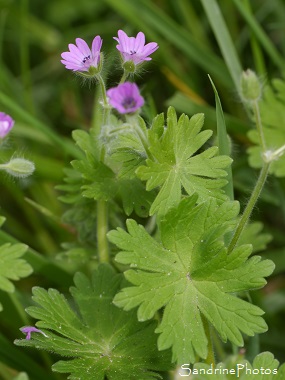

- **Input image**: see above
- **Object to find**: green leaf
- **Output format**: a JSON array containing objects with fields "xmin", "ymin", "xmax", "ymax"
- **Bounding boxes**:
[
  {"xmin": 0, "ymin": 242, "xmax": 32, "ymax": 311},
  {"xmin": 13, "ymin": 373, "xmax": 29, "ymax": 380},
  {"xmin": 239, "ymin": 222, "xmax": 272, "ymax": 253},
  {"xmin": 15, "ymin": 264, "xmax": 172, "ymax": 379},
  {"xmin": 190, "ymin": 351, "xmax": 284, "ymax": 379},
  {"xmin": 70, "ymin": 125, "xmax": 154, "ymax": 217},
  {"xmin": 137, "ymin": 107, "xmax": 232, "ymax": 216},
  {"xmin": 57, "ymin": 168, "xmax": 98, "ymax": 245},
  {"xmin": 107, "ymin": 117, "xmax": 148, "ymax": 178},
  {"xmin": 247, "ymin": 79, "xmax": 285, "ymax": 177},
  {"xmin": 118, "ymin": 178, "xmax": 155, "ymax": 218},
  {"xmin": 201, "ymin": 0, "xmax": 242, "ymax": 91},
  {"xmin": 108, "ymin": 197, "xmax": 274, "ymax": 364}
]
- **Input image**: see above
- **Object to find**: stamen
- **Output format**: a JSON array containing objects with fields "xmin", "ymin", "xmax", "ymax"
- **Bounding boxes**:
[
  {"xmin": 129, "ymin": 50, "xmax": 136, "ymax": 55},
  {"xmin": 122, "ymin": 97, "xmax": 136, "ymax": 109},
  {"xmin": 82, "ymin": 55, "xmax": 91, "ymax": 64}
]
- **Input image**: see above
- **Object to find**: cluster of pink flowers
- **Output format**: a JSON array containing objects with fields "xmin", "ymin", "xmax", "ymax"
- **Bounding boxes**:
[{"xmin": 61, "ymin": 30, "xmax": 159, "ymax": 114}]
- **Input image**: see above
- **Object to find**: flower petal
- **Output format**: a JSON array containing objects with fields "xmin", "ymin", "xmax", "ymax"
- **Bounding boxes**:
[
  {"xmin": 68, "ymin": 43, "xmax": 83, "ymax": 58},
  {"xmin": 114, "ymin": 30, "xmax": 159, "ymax": 65},
  {"xmin": 107, "ymin": 82, "xmax": 144, "ymax": 114},
  {"xmin": 117, "ymin": 30, "xmax": 129, "ymax": 51},
  {"xmin": 142, "ymin": 42, "xmax": 159, "ymax": 57},
  {"xmin": 75, "ymin": 38, "xmax": 91, "ymax": 57},
  {"xmin": 134, "ymin": 32, "xmax": 145, "ymax": 53}
]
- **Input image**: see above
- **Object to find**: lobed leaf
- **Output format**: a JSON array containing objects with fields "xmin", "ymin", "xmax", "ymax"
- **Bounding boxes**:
[
  {"xmin": 70, "ymin": 124, "xmax": 154, "ymax": 217},
  {"xmin": 108, "ymin": 197, "xmax": 274, "ymax": 363},
  {"xmin": 15, "ymin": 264, "xmax": 172, "ymax": 379},
  {"xmin": 0, "ymin": 241, "xmax": 33, "ymax": 311},
  {"xmin": 137, "ymin": 107, "xmax": 232, "ymax": 216}
]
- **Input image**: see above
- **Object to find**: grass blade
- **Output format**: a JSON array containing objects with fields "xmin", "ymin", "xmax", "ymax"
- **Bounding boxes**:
[
  {"xmin": 0, "ymin": 91, "xmax": 81, "ymax": 158},
  {"xmin": 200, "ymin": 0, "xmax": 242, "ymax": 91},
  {"xmin": 209, "ymin": 75, "xmax": 234, "ymax": 200},
  {"xmin": 233, "ymin": 0, "xmax": 285, "ymax": 69},
  {"xmin": 105, "ymin": 0, "xmax": 232, "ymax": 86}
]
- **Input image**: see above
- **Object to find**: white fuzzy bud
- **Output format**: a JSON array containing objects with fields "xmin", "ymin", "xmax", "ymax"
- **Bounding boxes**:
[{"xmin": 0, "ymin": 158, "xmax": 35, "ymax": 178}]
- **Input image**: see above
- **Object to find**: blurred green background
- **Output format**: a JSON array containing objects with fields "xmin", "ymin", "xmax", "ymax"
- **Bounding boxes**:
[{"xmin": 0, "ymin": 0, "xmax": 285, "ymax": 377}]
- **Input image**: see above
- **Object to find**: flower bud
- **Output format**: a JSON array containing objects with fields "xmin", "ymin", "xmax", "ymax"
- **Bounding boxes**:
[
  {"xmin": 0, "ymin": 158, "xmax": 35, "ymax": 178},
  {"xmin": 240, "ymin": 69, "xmax": 262, "ymax": 102}
]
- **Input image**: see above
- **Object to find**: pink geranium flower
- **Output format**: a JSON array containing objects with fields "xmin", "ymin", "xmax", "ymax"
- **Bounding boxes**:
[
  {"xmin": 114, "ymin": 30, "xmax": 158, "ymax": 65},
  {"xmin": 61, "ymin": 36, "xmax": 102, "ymax": 72},
  {"xmin": 0, "ymin": 112, "xmax": 14, "ymax": 138},
  {"xmin": 107, "ymin": 82, "xmax": 144, "ymax": 114}
]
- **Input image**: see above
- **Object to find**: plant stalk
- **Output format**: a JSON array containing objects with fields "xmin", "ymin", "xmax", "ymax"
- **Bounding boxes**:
[
  {"xmin": 97, "ymin": 200, "xmax": 109, "ymax": 263},
  {"xmin": 228, "ymin": 161, "xmax": 270, "ymax": 252},
  {"xmin": 119, "ymin": 70, "xmax": 129, "ymax": 83},
  {"xmin": 252, "ymin": 100, "xmax": 266, "ymax": 153},
  {"xmin": 92, "ymin": 75, "xmax": 110, "ymax": 263},
  {"xmin": 97, "ymin": 74, "xmax": 110, "ymax": 125}
]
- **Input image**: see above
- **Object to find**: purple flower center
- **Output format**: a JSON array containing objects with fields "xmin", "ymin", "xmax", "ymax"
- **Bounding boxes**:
[
  {"xmin": 107, "ymin": 82, "xmax": 144, "ymax": 114},
  {"xmin": 122, "ymin": 96, "xmax": 136, "ymax": 110},
  {"xmin": 129, "ymin": 50, "xmax": 136, "ymax": 55}
]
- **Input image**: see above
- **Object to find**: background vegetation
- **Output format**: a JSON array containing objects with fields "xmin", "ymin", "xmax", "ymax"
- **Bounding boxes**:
[{"xmin": 0, "ymin": 0, "xmax": 285, "ymax": 378}]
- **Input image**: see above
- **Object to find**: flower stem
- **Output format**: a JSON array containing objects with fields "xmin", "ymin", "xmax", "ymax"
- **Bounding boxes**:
[
  {"xmin": 94, "ymin": 75, "xmax": 110, "ymax": 263},
  {"xmin": 252, "ymin": 100, "xmax": 266, "ymax": 153},
  {"xmin": 97, "ymin": 74, "xmax": 110, "ymax": 124},
  {"xmin": 97, "ymin": 200, "xmax": 109, "ymax": 263},
  {"xmin": 119, "ymin": 70, "xmax": 129, "ymax": 84},
  {"xmin": 228, "ymin": 161, "xmax": 270, "ymax": 253}
]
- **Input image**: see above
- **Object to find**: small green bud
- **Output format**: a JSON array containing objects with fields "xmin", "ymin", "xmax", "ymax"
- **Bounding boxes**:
[
  {"xmin": 0, "ymin": 158, "xmax": 35, "ymax": 178},
  {"xmin": 123, "ymin": 60, "xmax": 136, "ymax": 74},
  {"xmin": 240, "ymin": 69, "xmax": 262, "ymax": 102},
  {"xmin": 88, "ymin": 53, "xmax": 104, "ymax": 76}
]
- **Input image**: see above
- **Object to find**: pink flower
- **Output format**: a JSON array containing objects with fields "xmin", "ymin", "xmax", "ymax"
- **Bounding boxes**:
[
  {"xmin": 0, "ymin": 112, "xmax": 14, "ymax": 138},
  {"xmin": 20, "ymin": 326, "xmax": 47, "ymax": 340},
  {"xmin": 107, "ymin": 82, "xmax": 144, "ymax": 114},
  {"xmin": 114, "ymin": 30, "xmax": 158, "ymax": 65},
  {"xmin": 61, "ymin": 36, "xmax": 102, "ymax": 72}
]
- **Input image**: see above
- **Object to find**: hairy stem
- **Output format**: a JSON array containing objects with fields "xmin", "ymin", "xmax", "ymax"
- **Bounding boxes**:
[
  {"xmin": 97, "ymin": 74, "xmax": 110, "ymax": 125},
  {"xmin": 93, "ymin": 75, "xmax": 110, "ymax": 263},
  {"xmin": 228, "ymin": 161, "xmax": 270, "ymax": 252},
  {"xmin": 252, "ymin": 100, "xmax": 266, "ymax": 153},
  {"xmin": 228, "ymin": 96, "xmax": 270, "ymax": 252},
  {"xmin": 119, "ymin": 70, "xmax": 129, "ymax": 84},
  {"xmin": 97, "ymin": 200, "xmax": 109, "ymax": 263}
]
